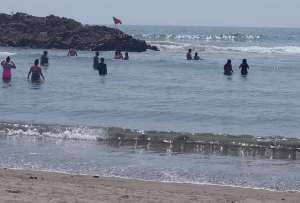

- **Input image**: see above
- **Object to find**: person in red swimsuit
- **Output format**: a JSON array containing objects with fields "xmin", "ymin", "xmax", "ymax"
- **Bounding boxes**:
[{"xmin": 1, "ymin": 56, "xmax": 16, "ymax": 82}]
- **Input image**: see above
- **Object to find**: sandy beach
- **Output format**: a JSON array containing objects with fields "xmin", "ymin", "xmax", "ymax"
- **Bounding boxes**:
[{"xmin": 0, "ymin": 168, "xmax": 298, "ymax": 203}]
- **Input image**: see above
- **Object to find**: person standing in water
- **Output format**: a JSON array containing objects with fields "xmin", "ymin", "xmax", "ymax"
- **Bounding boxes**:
[
  {"xmin": 114, "ymin": 50, "xmax": 123, "ymax": 59},
  {"xmin": 96, "ymin": 58, "xmax": 107, "ymax": 76},
  {"xmin": 93, "ymin": 51, "xmax": 100, "ymax": 70},
  {"xmin": 224, "ymin": 59, "xmax": 233, "ymax": 75},
  {"xmin": 41, "ymin": 51, "xmax": 49, "ymax": 66},
  {"xmin": 124, "ymin": 52, "xmax": 129, "ymax": 60},
  {"xmin": 1, "ymin": 56, "xmax": 16, "ymax": 82},
  {"xmin": 68, "ymin": 48, "xmax": 78, "ymax": 56},
  {"xmin": 186, "ymin": 49, "xmax": 192, "ymax": 60},
  {"xmin": 27, "ymin": 59, "xmax": 45, "ymax": 82},
  {"xmin": 194, "ymin": 52, "xmax": 200, "ymax": 60},
  {"xmin": 239, "ymin": 59, "xmax": 250, "ymax": 75}
]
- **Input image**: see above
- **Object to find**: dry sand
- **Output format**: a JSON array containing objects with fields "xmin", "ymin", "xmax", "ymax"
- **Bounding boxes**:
[{"xmin": 0, "ymin": 168, "xmax": 298, "ymax": 203}]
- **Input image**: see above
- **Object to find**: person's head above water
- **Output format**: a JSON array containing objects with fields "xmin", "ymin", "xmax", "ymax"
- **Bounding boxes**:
[
  {"xmin": 188, "ymin": 49, "xmax": 192, "ymax": 53},
  {"xmin": 195, "ymin": 52, "xmax": 198, "ymax": 56},
  {"xmin": 243, "ymin": 59, "xmax": 247, "ymax": 63},
  {"xmin": 34, "ymin": 59, "xmax": 39, "ymax": 66},
  {"xmin": 227, "ymin": 59, "xmax": 231, "ymax": 64},
  {"xmin": 43, "ymin": 51, "xmax": 48, "ymax": 56},
  {"xmin": 95, "ymin": 51, "xmax": 99, "ymax": 56},
  {"xmin": 6, "ymin": 56, "xmax": 10, "ymax": 62},
  {"xmin": 100, "ymin": 57, "xmax": 105, "ymax": 63}
]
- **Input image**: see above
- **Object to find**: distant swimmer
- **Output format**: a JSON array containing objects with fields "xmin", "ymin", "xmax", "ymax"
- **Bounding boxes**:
[
  {"xmin": 224, "ymin": 59, "xmax": 233, "ymax": 75},
  {"xmin": 68, "ymin": 48, "xmax": 78, "ymax": 56},
  {"xmin": 96, "ymin": 58, "xmax": 107, "ymax": 76},
  {"xmin": 239, "ymin": 59, "xmax": 250, "ymax": 75},
  {"xmin": 1, "ymin": 56, "xmax": 16, "ymax": 82},
  {"xmin": 124, "ymin": 52, "xmax": 129, "ymax": 60},
  {"xmin": 27, "ymin": 59, "xmax": 45, "ymax": 82},
  {"xmin": 114, "ymin": 50, "xmax": 123, "ymax": 59},
  {"xmin": 41, "ymin": 51, "xmax": 49, "ymax": 66},
  {"xmin": 186, "ymin": 49, "xmax": 192, "ymax": 60},
  {"xmin": 93, "ymin": 51, "xmax": 100, "ymax": 70},
  {"xmin": 194, "ymin": 52, "xmax": 200, "ymax": 60}
]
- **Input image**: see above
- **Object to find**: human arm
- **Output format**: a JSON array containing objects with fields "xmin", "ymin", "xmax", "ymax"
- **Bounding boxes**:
[
  {"xmin": 40, "ymin": 70, "xmax": 45, "ymax": 80},
  {"xmin": 10, "ymin": 61, "xmax": 16, "ymax": 68},
  {"xmin": 27, "ymin": 68, "xmax": 32, "ymax": 80}
]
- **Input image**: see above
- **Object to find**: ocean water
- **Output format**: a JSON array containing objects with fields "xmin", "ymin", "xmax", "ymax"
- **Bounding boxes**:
[{"xmin": 0, "ymin": 26, "xmax": 300, "ymax": 191}]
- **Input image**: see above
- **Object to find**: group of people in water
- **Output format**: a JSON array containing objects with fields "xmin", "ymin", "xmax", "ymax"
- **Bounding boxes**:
[
  {"xmin": 224, "ymin": 58, "xmax": 250, "ymax": 76},
  {"xmin": 114, "ymin": 50, "xmax": 129, "ymax": 60},
  {"xmin": 93, "ymin": 51, "xmax": 108, "ymax": 76},
  {"xmin": 186, "ymin": 49, "xmax": 250, "ymax": 76},
  {"xmin": 1, "ymin": 47, "xmax": 251, "ymax": 83},
  {"xmin": 1, "ymin": 54, "xmax": 47, "ymax": 83},
  {"xmin": 186, "ymin": 49, "xmax": 202, "ymax": 61}
]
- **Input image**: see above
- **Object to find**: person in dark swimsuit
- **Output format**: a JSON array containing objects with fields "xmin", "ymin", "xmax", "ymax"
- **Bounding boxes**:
[
  {"xmin": 27, "ymin": 59, "xmax": 45, "ymax": 82},
  {"xmin": 93, "ymin": 51, "xmax": 100, "ymax": 70},
  {"xmin": 41, "ymin": 51, "xmax": 49, "ymax": 66},
  {"xmin": 239, "ymin": 59, "xmax": 250, "ymax": 75},
  {"xmin": 186, "ymin": 49, "xmax": 192, "ymax": 60},
  {"xmin": 97, "ymin": 58, "xmax": 107, "ymax": 76},
  {"xmin": 194, "ymin": 52, "xmax": 200, "ymax": 60},
  {"xmin": 124, "ymin": 52, "xmax": 129, "ymax": 60},
  {"xmin": 224, "ymin": 59, "xmax": 233, "ymax": 75}
]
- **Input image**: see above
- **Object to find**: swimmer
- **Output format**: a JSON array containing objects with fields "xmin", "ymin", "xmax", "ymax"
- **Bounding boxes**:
[
  {"xmin": 239, "ymin": 59, "xmax": 250, "ymax": 75},
  {"xmin": 124, "ymin": 52, "xmax": 129, "ymax": 60},
  {"xmin": 1, "ymin": 56, "xmax": 16, "ymax": 82},
  {"xmin": 68, "ymin": 48, "xmax": 78, "ymax": 56},
  {"xmin": 186, "ymin": 49, "xmax": 192, "ymax": 60},
  {"xmin": 194, "ymin": 52, "xmax": 200, "ymax": 60},
  {"xmin": 27, "ymin": 59, "xmax": 45, "ymax": 82},
  {"xmin": 97, "ymin": 58, "xmax": 107, "ymax": 76},
  {"xmin": 114, "ymin": 50, "xmax": 123, "ymax": 59},
  {"xmin": 41, "ymin": 51, "xmax": 49, "ymax": 66},
  {"xmin": 224, "ymin": 59, "xmax": 233, "ymax": 75},
  {"xmin": 93, "ymin": 51, "xmax": 100, "ymax": 70}
]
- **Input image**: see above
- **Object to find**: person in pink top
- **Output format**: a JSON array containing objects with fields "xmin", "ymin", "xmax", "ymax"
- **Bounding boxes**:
[{"xmin": 1, "ymin": 56, "xmax": 16, "ymax": 82}]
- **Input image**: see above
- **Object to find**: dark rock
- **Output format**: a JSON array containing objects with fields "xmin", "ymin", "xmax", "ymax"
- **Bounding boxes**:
[{"xmin": 0, "ymin": 12, "xmax": 159, "ymax": 52}]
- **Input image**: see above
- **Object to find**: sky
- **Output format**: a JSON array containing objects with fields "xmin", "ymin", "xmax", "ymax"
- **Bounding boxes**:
[{"xmin": 0, "ymin": 0, "xmax": 300, "ymax": 28}]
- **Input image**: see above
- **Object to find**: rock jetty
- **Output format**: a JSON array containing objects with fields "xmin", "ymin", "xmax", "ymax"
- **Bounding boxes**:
[{"xmin": 0, "ymin": 12, "xmax": 158, "ymax": 52}]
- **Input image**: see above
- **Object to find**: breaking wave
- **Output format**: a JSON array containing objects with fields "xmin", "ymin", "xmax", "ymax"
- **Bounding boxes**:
[
  {"xmin": 207, "ymin": 45, "xmax": 300, "ymax": 54},
  {"xmin": 147, "ymin": 41, "xmax": 300, "ymax": 54},
  {"xmin": 0, "ymin": 51, "xmax": 16, "ymax": 56},
  {"xmin": 1, "ymin": 122, "xmax": 300, "ymax": 152},
  {"xmin": 133, "ymin": 33, "xmax": 262, "ymax": 42}
]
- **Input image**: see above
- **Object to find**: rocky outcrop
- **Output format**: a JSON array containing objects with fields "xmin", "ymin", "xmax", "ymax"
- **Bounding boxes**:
[{"xmin": 0, "ymin": 12, "xmax": 159, "ymax": 52}]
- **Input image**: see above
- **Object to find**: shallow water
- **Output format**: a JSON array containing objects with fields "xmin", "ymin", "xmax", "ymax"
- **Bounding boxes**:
[{"xmin": 1, "ymin": 25, "xmax": 300, "ymax": 190}]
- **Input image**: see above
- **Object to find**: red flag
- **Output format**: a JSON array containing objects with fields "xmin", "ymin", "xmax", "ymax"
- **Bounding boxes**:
[{"xmin": 113, "ymin": 17, "xmax": 122, "ymax": 25}]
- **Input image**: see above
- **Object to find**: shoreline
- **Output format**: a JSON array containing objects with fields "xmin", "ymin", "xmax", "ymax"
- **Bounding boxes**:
[{"xmin": 0, "ymin": 168, "xmax": 299, "ymax": 203}]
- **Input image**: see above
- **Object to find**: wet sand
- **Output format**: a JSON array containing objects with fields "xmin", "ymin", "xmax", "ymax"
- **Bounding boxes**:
[{"xmin": 0, "ymin": 168, "xmax": 299, "ymax": 203}]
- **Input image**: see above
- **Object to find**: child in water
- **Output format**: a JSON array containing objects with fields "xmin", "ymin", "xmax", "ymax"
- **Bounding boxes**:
[
  {"xmin": 239, "ymin": 59, "xmax": 250, "ymax": 75},
  {"xmin": 1, "ymin": 56, "xmax": 16, "ymax": 82}
]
